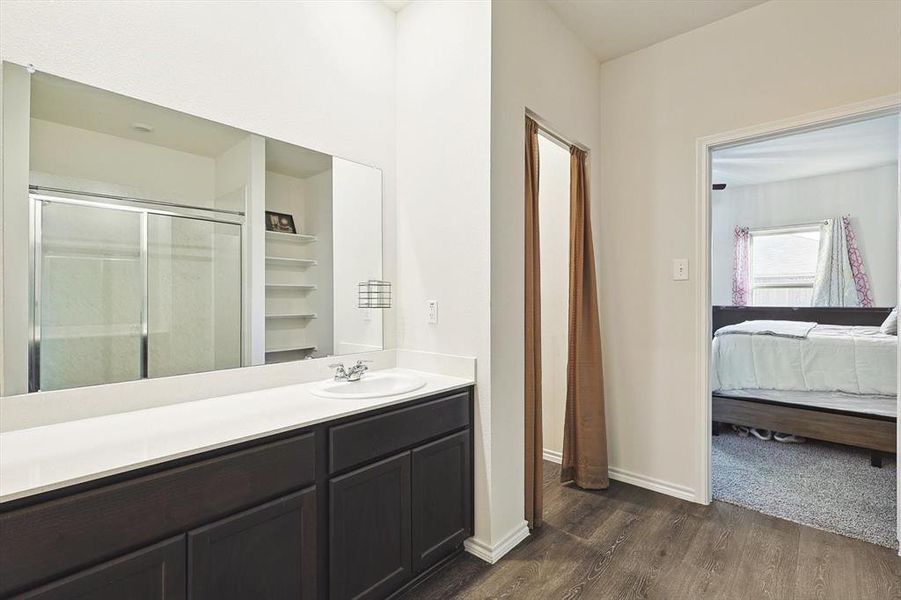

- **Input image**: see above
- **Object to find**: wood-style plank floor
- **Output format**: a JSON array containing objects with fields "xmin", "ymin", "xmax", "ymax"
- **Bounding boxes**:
[{"xmin": 399, "ymin": 461, "xmax": 901, "ymax": 600}]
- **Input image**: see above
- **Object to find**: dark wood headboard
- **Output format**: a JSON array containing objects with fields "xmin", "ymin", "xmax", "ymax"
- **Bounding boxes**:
[{"xmin": 712, "ymin": 306, "xmax": 892, "ymax": 334}]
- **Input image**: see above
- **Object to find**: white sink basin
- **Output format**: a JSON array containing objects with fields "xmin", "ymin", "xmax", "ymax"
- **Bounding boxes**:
[{"xmin": 310, "ymin": 371, "xmax": 427, "ymax": 399}]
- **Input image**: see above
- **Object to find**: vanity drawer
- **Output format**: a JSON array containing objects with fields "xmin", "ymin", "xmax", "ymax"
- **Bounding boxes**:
[
  {"xmin": 0, "ymin": 432, "xmax": 315, "ymax": 597},
  {"xmin": 329, "ymin": 391, "xmax": 470, "ymax": 473}
]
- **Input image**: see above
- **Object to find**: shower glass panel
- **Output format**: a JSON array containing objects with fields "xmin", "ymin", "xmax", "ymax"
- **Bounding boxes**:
[
  {"xmin": 147, "ymin": 216, "xmax": 242, "ymax": 378},
  {"xmin": 32, "ymin": 193, "xmax": 244, "ymax": 392},
  {"xmin": 38, "ymin": 201, "xmax": 143, "ymax": 390}
]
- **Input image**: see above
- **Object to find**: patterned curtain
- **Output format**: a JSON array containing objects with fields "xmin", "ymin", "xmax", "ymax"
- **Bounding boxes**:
[
  {"xmin": 842, "ymin": 216, "xmax": 874, "ymax": 308},
  {"xmin": 812, "ymin": 217, "xmax": 873, "ymax": 307},
  {"xmin": 731, "ymin": 226, "xmax": 750, "ymax": 306}
]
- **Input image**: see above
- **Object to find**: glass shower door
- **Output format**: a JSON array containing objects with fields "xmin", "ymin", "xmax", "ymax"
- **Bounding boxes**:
[
  {"xmin": 37, "ymin": 200, "xmax": 144, "ymax": 390},
  {"xmin": 33, "ymin": 195, "xmax": 244, "ymax": 391},
  {"xmin": 147, "ymin": 215, "xmax": 242, "ymax": 378}
]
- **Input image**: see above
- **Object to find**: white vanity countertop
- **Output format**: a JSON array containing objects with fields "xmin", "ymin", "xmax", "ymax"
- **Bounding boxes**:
[{"xmin": 0, "ymin": 368, "xmax": 473, "ymax": 504}]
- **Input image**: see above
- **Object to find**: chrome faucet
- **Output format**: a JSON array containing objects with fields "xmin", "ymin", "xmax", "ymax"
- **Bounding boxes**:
[{"xmin": 329, "ymin": 360, "xmax": 372, "ymax": 382}]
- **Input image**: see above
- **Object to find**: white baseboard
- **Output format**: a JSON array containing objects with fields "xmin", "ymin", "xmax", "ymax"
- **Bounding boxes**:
[
  {"xmin": 608, "ymin": 466, "xmax": 697, "ymax": 502},
  {"xmin": 463, "ymin": 520, "xmax": 530, "ymax": 564},
  {"xmin": 542, "ymin": 448, "xmax": 562, "ymax": 464},
  {"xmin": 541, "ymin": 449, "xmax": 696, "ymax": 503}
]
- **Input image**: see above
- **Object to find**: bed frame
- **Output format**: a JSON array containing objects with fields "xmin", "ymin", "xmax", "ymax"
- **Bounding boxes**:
[{"xmin": 712, "ymin": 306, "xmax": 896, "ymax": 467}]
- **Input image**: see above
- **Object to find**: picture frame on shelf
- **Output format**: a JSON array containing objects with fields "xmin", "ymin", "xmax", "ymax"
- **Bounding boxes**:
[{"xmin": 265, "ymin": 210, "xmax": 298, "ymax": 234}]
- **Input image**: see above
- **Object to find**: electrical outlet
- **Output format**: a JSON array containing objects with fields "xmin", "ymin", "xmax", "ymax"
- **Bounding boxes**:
[
  {"xmin": 363, "ymin": 308, "xmax": 373, "ymax": 322},
  {"xmin": 672, "ymin": 258, "xmax": 689, "ymax": 281},
  {"xmin": 427, "ymin": 300, "xmax": 438, "ymax": 324}
]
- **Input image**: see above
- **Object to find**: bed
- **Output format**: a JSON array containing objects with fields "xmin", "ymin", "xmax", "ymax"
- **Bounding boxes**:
[{"xmin": 711, "ymin": 306, "xmax": 897, "ymax": 467}]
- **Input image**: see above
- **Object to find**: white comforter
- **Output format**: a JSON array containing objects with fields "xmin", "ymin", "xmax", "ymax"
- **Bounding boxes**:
[{"xmin": 712, "ymin": 324, "xmax": 897, "ymax": 396}]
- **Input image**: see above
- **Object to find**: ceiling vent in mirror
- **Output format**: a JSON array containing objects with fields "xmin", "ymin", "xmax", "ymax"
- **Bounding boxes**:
[{"xmin": 358, "ymin": 280, "xmax": 391, "ymax": 309}]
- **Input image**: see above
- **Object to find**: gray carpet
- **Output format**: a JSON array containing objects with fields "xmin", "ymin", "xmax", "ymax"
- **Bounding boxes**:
[{"xmin": 712, "ymin": 429, "xmax": 898, "ymax": 549}]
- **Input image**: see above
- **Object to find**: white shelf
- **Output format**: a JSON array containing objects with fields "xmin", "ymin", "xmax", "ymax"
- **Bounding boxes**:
[
  {"xmin": 264, "ymin": 345, "xmax": 318, "ymax": 354},
  {"xmin": 265, "ymin": 231, "xmax": 317, "ymax": 243},
  {"xmin": 265, "ymin": 283, "xmax": 318, "ymax": 291},
  {"xmin": 265, "ymin": 257, "xmax": 317, "ymax": 267},
  {"xmin": 265, "ymin": 313, "xmax": 318, "ymax": 320}
]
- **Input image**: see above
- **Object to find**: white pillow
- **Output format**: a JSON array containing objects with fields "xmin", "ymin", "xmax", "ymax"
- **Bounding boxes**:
[{"xmin": 880, "ymin": 307, "xmax": 898, "ymax": 335}]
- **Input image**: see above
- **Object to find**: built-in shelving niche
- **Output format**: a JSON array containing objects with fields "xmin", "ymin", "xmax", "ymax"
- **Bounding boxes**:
[{"xmin": 263, "ymin": 140, "xmax": 334, "ymax": 363}]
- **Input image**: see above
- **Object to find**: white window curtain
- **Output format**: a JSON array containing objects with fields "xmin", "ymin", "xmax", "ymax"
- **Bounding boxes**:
[{"xmin": 811, "ymin": 216, "xmax": 873, "ymax": 307}]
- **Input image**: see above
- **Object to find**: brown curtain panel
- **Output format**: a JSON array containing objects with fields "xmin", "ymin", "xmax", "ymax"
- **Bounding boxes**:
[
  {"xmin": 524, "ymin": 117, "xmax": 543, "ymax": 528},
  {"xmin": 561, "ymin": 147, "xmax": 609, "ymax": 490}
]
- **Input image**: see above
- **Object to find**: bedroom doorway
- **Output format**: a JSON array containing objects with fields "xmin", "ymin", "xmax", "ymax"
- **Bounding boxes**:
[{"xmin": 699, "ymin": 100, "xmax": 901, "ymax": 550}]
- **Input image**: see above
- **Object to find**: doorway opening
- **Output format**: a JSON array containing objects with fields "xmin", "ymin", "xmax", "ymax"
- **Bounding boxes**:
[
  {"xmin": 524, "ymin": 114, "xmax": 606, "ymax": 530},
  {"xmin": 705, "ymin": 109, "xmax": 900, "ymax": 549},
  {"xmin": 537, "ymin": 130, "xmax": 571, "ymax": 468}
]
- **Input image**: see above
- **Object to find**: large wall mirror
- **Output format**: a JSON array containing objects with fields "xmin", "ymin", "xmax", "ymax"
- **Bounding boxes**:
[{"xmin": 1, "ymin": 62, "xmax": 385, "ymax": 394}]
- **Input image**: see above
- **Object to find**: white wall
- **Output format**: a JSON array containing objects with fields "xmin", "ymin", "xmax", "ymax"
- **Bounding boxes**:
[
  {"xmin": 537, "ymin": 134, "xmax": 570, "ymax": 457},
  {"xmin": 395, "ymin": 0, "xmax": 493, "ymax": 543},
  {"xmin": 397, "ymin": 0, "xmax": 602, "ymax": 552},
  {"xmin": 0, "ymin": 0, "xmax": 398, "ymax": 350},
  {"xmin": 598, "ymin": 0, "xmax": 901, "ymax": 499},
  {"xmin": 712, "ymin": 164, "xmax": 899, "ymax": 307},
  {"xmin": 489, "ymin": 0, "xmax": 602, "ymax": 545}
]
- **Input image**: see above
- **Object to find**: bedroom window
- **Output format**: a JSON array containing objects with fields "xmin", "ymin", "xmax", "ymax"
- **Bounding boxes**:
[{"xmin": 749, "ymin": 226, "xmax": 821, "ymax": 306}]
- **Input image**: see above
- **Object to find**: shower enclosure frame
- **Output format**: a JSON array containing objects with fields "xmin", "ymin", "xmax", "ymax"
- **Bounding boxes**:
[{"xmin": 28, "ymin": 186, "xmax": 247, "ymax": 393}]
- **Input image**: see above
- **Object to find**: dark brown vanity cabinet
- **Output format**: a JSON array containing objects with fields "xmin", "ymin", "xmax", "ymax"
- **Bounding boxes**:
[
  {"xmin": 329, "ymin": 454, "xmax": 412, "ymax": 600},
  {"xmin": 189, "ymin": 488, "xmax": 318, "ymax": 600},
  {"xmin": 328, "ymin": 391, "xmax": 473, "ymax": 600},
  {"xmin": 411, "ymin": 430, "xmax": 472, "ymax": 574},
  {"xmin": 0, "ymin": 433, "xmax": 317, "ymax": 599},
  {"xmin": 9, "ymin": 489, "xmax": 317, "ymax": 600},
  {"xmin": 15, "ymin": 537, "xmax": 186, "ymax": 600},
  {"xmin": 0, "ymin": 386, "xmax": 474, "ymax": 600}
]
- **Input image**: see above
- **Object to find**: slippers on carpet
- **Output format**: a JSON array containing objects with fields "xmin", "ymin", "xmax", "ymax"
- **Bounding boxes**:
[
  {"xmin": 750, "ymin": 428, "xmax": 773, "ymax": 441},
  {"xmin": 774, "ymin": 432, "xmax": 806, "ymax": 444},
  {"xmin": 732, "ymin": 425, "xmax": 750, "ymax": 437}
]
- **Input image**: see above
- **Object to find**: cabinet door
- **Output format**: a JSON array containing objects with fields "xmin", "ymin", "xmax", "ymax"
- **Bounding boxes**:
[
  {"xmin": 18, "ymin": 536, "xmax": 185, "ymax": 600},
  {"xmin": 329, "ymin": 452, "xmax": 411, "ymax": 600},
  {"xmin": 411, "ymin": 430, "xmax": 472, "ymax": 573},
  {"xmin": 188, "ymin": 487, "xmax": 317, "ymax": 600}
]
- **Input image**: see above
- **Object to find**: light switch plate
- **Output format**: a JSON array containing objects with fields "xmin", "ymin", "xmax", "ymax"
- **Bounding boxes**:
[
  {"xmin": 672, "ymin": 258, "xmax": 689, "ymax": 281},
  {"xmin": 427, "ymin": 300, "xmax": 438, "ymax": 324}
]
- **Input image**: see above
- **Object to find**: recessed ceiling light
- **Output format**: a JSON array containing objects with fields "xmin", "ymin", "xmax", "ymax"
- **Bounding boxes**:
[{"xmin": 131, "ymin": 122, "xmax": 154, "ymax": 133}]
